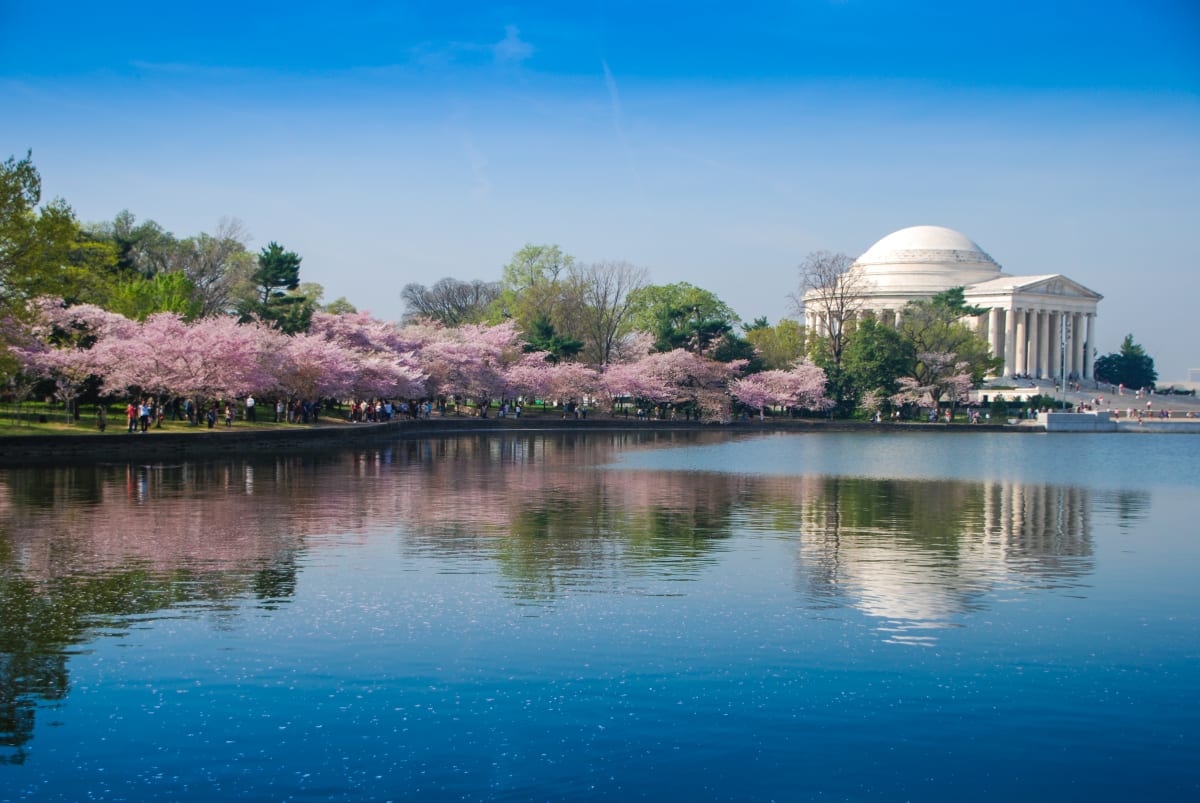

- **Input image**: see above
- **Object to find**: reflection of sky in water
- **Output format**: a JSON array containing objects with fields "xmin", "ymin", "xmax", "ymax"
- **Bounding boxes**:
[
  {"xmin": 0, "ymin": 432, "xmax": 1196, "ymax": 799},
  {"xmin": 611, "ymin": 431, "xmax": 1200, "ymax": 491}
]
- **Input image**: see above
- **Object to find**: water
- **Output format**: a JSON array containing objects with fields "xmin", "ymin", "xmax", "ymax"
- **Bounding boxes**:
[{"xmin": 1, "ymin": 430, "xmax": 1196, "ymax": 800}]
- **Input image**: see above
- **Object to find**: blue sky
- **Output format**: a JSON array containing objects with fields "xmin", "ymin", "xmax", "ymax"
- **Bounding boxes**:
[{"xmin": 3, "ymin": 1, "xmax": 1198, "ymax": 378}]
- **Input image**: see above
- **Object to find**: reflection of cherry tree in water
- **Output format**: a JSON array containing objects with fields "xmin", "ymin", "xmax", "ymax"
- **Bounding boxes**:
[
  {"xmin": 0, "ymin": 436, "xmax": 1154, "ymax": 756},
  {"xmin": 0, "ymin": 561, "xmax": 298, "ymax": 763},
  {"xmin": 0, "ymin": 572, "xmax": 69, "ymax": 765},
  {"xmin": 0, "ymin": 462, "xmax": 314, "ymax": 759}
]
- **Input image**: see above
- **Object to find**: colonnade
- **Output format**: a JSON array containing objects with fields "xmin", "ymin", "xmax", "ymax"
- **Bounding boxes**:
[
  {"xmin": 979, "ymin": 308, "xmax": 1095, "ymax": 380},
  {"xmin": 803, "ymin": 304, "xmax": 1098, "ymax": 381}
]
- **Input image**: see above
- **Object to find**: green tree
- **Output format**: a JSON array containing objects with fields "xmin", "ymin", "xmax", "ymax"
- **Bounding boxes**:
[
  {"xmin": 252, "ymin": 242, "xmax": 302, "ymax": 305},
  {"xmin": 1093, "ymin": 334, "xmax": 1157, "ymax": 390},
  {"xmin": 322, "ymin": 297, "xmax": 357, "ymax": 315},
  {"xmin": 495, "ymin": 244, "xmax": 579, "ymax": 328},
  {"xmin": 627, "ymin": 282, "xmax": 740, "ymax": 356},
  {"xmin": 239, "ymin": 242, "xmax": 311, "ymax": 333},
  {"xmin": 842, "ymin": 317, "xmax": 915, "ymax": 408},
  {"xmin": 105, "ymin": 271, "xmax": 203, "ymax": 321},
  {"xmin": 929, "ymin": 286, "xmax": 988, "ymax": 317},
  {"xmin": 899, "ymin": 291, "xmax": 1000, "ymax": 384},
  {"xmin": 522, "ymin": 314, "xmax": 583, "ymax": 363},
  {"xmin": 90, "ymin": 212, "xmax": 253, "ymax": 317},
  {"xmin": 1, "ymin": 152, "xmax": 115, "ymax": 376},
  {"xmin": 744, "ymin": 319, "xmax": 806, "ymax": 370},
  {"xmin": 91, "ymin": 210, "xmax": 177, "ymax": 278}
]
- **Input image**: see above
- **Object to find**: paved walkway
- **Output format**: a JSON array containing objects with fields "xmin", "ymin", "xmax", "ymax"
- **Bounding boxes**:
[{"xmin": 986, "ymin": 378, "xmax": 1200, "ymax": 420}]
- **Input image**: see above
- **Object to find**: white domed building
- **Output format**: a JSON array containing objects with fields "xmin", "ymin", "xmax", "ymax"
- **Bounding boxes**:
[{"xmin": 803, "ymin": 225, "xmax": 1103, "ymax": 380}]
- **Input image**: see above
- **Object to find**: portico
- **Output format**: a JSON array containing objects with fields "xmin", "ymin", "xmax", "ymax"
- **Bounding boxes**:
[{"xmin": 966, "ymin": 275, "xmax": 1102, "ymax": 379}]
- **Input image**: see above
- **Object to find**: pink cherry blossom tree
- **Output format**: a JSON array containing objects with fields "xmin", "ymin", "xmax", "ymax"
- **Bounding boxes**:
[
  {"xmin": 17, "ymin": 298, "xmax": 139, "ymax": 421},
  {"xmin": 272, "ymin": 331, "xmax": 359, "ymax": 401},
  {"xmin": 728, "ymin": 374, "xmax": 774, "ymax": 420},
  {"xmin": 600, "ymin": 348, "xmax": 744, "ymax": 421},
  {"xmin": 506, "ymin": 353, "xmax": 599, "ymax": 408},
  {"xmin": 730, "ymin": 362, "xmax": 832, "ymax": 420},
  {"xmin": 890, "ymin": 351, "xmax": 974, "ymax": 419},
  {"xmin": 95, "ymin": 313, "xmax": 280, "ymax": 403},
  {"xmin": 416, "ymin": 320, "xmax": 523, "ymax": 414},
  {"xmin": 308, "ymin": 310, "xmax": 426, "ymax": 400},
  {"xmin": 351, "ymin": 351, "xmax": 427, "ymax": 400},
  {"xmin": 311, "ymin": 310, "xmax": 423, "ymax": 355}
]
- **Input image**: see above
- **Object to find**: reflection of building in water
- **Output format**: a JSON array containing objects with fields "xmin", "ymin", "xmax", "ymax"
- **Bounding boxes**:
[
  {"xmin": 981, "ymin": 482, "xmax": 1092, "ymax": 578},
  {"xmin": 794, "ymin": 478, "xmax": 1116, "ymax": 639},
  {"xmin": 0, "ymin": 436, "xmax": 1155, "ymax": 755}
]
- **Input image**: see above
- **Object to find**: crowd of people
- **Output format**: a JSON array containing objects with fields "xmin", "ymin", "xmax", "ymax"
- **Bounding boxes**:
[{"xmin": 102, "ymin": 395, "xmax": 330, "ymax": 431}]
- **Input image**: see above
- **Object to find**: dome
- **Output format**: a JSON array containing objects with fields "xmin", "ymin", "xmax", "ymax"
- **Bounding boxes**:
[{"xmin": 852, "ymin": 225, "xmax": 1006, "ymax": 292}]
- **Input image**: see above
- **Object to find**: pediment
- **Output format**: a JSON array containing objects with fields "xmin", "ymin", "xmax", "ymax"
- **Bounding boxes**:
[
  {"xmin": 966, "ymin": 273, "xmax": 1103, "ymax": 302},
  {"xmin": 1018, "ymin": 275, "xmax": 1103, "ymax": 301}
]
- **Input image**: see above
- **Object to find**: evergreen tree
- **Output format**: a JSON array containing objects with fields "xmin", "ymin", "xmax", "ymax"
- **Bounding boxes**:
[
  {"xmin": 1094, "ymin": 334, "xmax": 1157, "ymax": 390},
  {"xmin": 522, "ymin": 314, "xmax": 583, "ymax": 363},
  {"xmin": 240, "ymin": 242, "xmax": 311, "ymax": 333}
]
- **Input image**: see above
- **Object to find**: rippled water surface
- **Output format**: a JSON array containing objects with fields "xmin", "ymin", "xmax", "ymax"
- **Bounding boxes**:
[{"xmin": 1, "ymin": 430, "xmax": 1196, "ymax": 801}]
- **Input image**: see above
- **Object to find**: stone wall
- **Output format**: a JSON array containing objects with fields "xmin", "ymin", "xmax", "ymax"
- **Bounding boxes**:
[{"xmin": 0, "ymin": 416, "xmax": 1026, "ymax": 466}]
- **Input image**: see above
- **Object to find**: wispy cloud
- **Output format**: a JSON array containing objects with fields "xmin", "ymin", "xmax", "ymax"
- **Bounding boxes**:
[
  {"xmin": 493, "ymin": 25, "xmax": 533, "ymax": 65},
  {"xmin": 602, "ymin": 60, "xmax": 641, "ymax": 188},
  {"xmin": 405, "ymin": 25, "xmax": 533, "ymax": 72}
]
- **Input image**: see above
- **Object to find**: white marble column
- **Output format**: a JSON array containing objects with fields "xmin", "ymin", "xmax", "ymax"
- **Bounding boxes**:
[
  {"xmin": 1014, "ymin": 308, "xmax": 1028, "ymax": 376},
  {"xmin": 1003, "ymin": 308, "xmax": 1017, "ymax": 378},
  {"xmin": 1080, "ymin": 312, "xmax": 1089, "ymax": 376},
  {"xmin": 1047, "ymin": 312, "xmax": 1060, "ymax": 380},
  {"xmin": 988, "ymin": 308, "xmax": 1003, "ymax": 367},
  {"xmin": 1028, "ymin": 310, "xmax": 1041, "ymax": 378},
  {"xmin": 1037, "ymin": 310, "xmax": 1050, "ymax": 379},
  {"xmin": 1084, "ymin": 314, "xmax": 1096, "ymax": 379}
]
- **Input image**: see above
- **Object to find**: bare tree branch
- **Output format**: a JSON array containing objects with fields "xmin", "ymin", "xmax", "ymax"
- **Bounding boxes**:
[
  {"xmin": 790, "ymin": 250, "xmax": 869, "ymax": 369},
  {"xmin": 401, "ymin": 277, "xmax": 501, "ymax": 325},
  {"xmin": 572, "ymin": 260, "xmax": 648, "ymax": 366}
]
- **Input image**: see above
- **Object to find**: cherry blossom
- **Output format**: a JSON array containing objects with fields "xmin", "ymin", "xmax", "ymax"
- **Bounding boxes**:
[
  {"xmin": 730, "ymin": 362, "xmax": 832, "ymax": 419},
  {"xmin": 416, "ymin": 320, "xmax": 523, "ymax": 410},
  {"xmin": 506, "ymin": 353, "xmax": 599, "ymax": 404},
  {"xmin": 891, "ymin": 352, "xmax": 973, "ymax": 413},
  {"xmin": 600, "ymin": 348, "xmax": 744, "ymax": 420}
]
